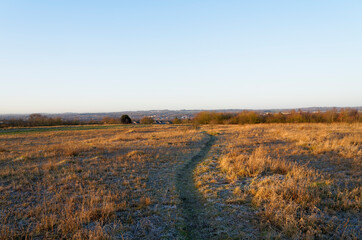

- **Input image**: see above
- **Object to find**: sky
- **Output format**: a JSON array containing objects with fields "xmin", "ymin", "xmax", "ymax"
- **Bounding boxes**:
[{"xmin": 1, "ymin": 1, "xmax": 361, "ymax": 114}]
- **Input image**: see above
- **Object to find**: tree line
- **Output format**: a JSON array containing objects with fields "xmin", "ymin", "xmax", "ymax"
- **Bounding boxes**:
[
  {"xmin": 0, "ymin": 114, "xmax": 133, "ymax": 128},
  {"xmin": 1, "ymin": 109, "xmax": 360, "ymax": 128},
  {"xmin": 193, "ymin": 108, "xmax": 361, "ymax": 124}
]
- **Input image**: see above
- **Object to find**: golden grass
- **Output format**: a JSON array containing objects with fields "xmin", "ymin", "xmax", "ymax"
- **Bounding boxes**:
[
  {"xmin": 1, "ymin": 123, "xmax": 360, "ymax": 239},
  {"xmin": 0, "ymin": 125, "xmax": 206, "ymax": 239},
  {"xmin": 195, "ymin": 123, "xmax": 361, "ymax": 239}
]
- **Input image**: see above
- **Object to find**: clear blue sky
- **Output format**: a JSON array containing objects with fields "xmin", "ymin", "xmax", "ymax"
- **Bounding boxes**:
[{"xmin": 1, "ymin": 1, "xmax": 361, "ymax": 114}]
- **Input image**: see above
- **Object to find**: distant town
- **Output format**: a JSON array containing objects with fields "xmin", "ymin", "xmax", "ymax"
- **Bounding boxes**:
[{"xmin": 1, "ymin": 107, "xmax": 361, "ymax": 122}]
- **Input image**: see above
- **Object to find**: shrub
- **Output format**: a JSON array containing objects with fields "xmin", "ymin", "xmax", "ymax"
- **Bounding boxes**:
[
  {"xmin": 102, "ymin": 117, "xmax": 119, "ymax": 124},
  {"xmin": 193, "ymin": 112, "xmax": 213, "ymax": 124},
  {"xmin": 172, "ymin": 117, "xmax": 182, "ymax": 124},
  {"xmin": 140, "ymin": 117, "xmax": 154, "ymax": 124}
]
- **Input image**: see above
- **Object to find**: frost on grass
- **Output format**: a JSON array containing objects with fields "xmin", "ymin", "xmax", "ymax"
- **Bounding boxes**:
[
  {"xmin": 0, "ymin": 125, "xmax": 206, "ymax": 239},
  {"xmin": 195, "ymin": 123, "xmax": 361, "ymax": 239}
]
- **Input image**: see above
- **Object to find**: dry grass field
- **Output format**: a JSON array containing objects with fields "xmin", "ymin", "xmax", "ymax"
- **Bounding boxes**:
[
  {"xmin": 196, "ymin": 123, "xmax": 361, "ymax": 239},
  {"xmin": 0, "ymin": 123, "xmax": 361, "ymax": 239},
  {"xmin": 0, "ymin": 125, "xmax": 207, "ymax": 239}
]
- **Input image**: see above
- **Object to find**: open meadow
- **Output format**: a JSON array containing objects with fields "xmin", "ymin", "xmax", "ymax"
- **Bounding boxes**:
[
  {"xmin": 0, "ymin": 123, "xmax": 361, "ymax": 239},
  {"xmin": 196, "ymin": 123, "xmax": 361, "ymax": 239},
  {"xmin": 0, "ymin": 125, "xmax": 207, "ymax": 239},
  {"xmin": 2, "ymin": 1, "xmax": 362, "ymax": 239}
]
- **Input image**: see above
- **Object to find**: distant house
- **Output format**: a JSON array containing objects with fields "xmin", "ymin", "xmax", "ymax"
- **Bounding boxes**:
[
  {"xmin": 180, "ymin": 115, "xmax": 190, "ymax": 119},
  {"xmin": 153, "ymin": 120, "xmax": 172, "ymax": 124}
]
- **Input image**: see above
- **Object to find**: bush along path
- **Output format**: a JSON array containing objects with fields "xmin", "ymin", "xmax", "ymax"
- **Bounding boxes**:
[{"xmin": 176, "ymin": 133, "xmax": 216, "ymax": 240}]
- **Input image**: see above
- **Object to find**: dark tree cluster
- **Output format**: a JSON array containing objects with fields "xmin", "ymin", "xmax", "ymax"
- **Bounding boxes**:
[
  {"xmin": 121, "ymin": 115, "xmax": 132, "ymax": 124},
  {"xmin": 101, "ymin": 115, "xmax": 132, "ymax": 124}
]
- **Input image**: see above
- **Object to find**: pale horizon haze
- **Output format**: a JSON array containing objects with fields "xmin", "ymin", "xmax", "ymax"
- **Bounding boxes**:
[{"xmin": 1, "ymin": 1, "xmax": 361, "ymax": 114}]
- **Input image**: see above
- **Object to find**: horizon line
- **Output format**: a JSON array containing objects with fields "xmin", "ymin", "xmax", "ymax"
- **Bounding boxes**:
[{"xmin": 1, "ymin": 106, "xmax": 361, "ymax": 115}]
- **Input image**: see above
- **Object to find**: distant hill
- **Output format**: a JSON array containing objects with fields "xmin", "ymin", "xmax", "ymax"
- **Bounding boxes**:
[{"xmin": 1, "ymin": 107, "xmax": 361, "ymax": 121}]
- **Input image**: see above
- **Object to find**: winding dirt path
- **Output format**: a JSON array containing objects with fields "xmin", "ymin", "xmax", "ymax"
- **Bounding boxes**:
[{"xmin": 176, "ymin": 134, "xmax": 216, "ymax": 239}]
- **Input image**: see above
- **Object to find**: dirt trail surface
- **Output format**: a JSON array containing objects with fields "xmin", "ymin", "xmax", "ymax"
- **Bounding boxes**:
[{"xmin": 176, "ymin": 133, "xmax": 216, "ymax": 239}]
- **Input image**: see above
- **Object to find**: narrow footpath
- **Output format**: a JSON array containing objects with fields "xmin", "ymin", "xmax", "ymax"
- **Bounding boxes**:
[{"xmin": 176, "ymin": 134, "xmax": 216, "ymax": 240}]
